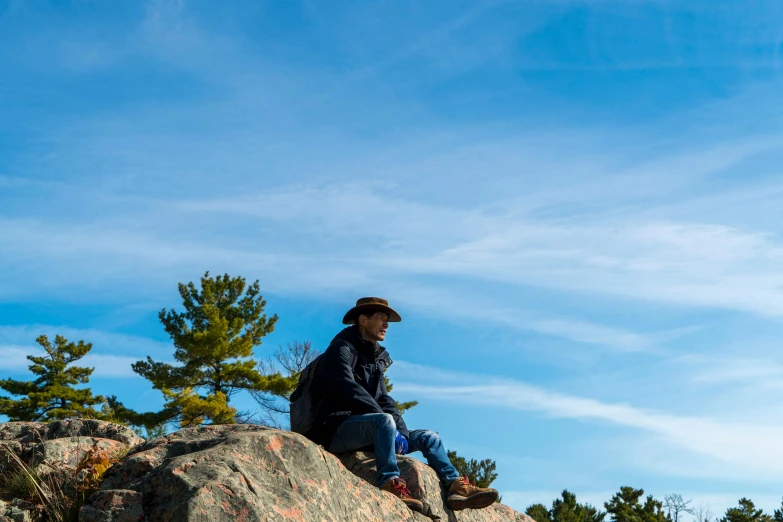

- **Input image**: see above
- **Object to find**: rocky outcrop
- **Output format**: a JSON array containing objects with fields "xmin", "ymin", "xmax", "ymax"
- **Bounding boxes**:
[
  {"xmin": 81, "ymin": 424, "xmax": 529, "ymax": 522},
  {"xmin": 0, "ymin": 419, "xmax": 143, "ymax": 522},
  {"xmin": 0, "ymin": 420, "xmax": 142, "ymax": 450},
  {"xmin": 339, "ymin": 452, "xmax": 524, "ymax": 522},
  {"xmin": 1, "ymin": 421, "xmax": 530, "ymax": 521}
]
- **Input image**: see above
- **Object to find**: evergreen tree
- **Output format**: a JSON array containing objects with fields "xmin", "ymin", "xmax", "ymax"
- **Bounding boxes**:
[
  {"xmin": 552, "ymin": 490, "xmax": 606, "ymax": 522},
  {"xmin": 605, "ymin": 487, "xmax": 670, "ymax": 522},
  {"xmin": 103, "ymin": 394, "xmax": 176, "ymax": 432},
  {"xmin": 720, "ymin": 499, "xmax": 773, "ymax": 522},
  {"xmin": 131, "ymin": 272, "xmax": 289, "ymax": 427},
  {"xmin": 526, "ymin": 490, "xmax": 605, "ymax": 522},
  {"xmin": 527, "ymin": 503, "xmax": 553, "ymax": 522},
  {"xmin": 773, "ymin": 498, "xmax": 783, "ymax": 522},
  {"xmin": 0, "ymin": 335, "xmax": 104, "ymax": 421},
  {"xmin": 446, "ymin": 450, "xmax": 498, "ymax": 488}
]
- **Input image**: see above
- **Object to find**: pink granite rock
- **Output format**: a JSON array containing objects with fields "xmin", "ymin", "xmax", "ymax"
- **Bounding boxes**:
[{"xmin": 83, "ymin": 424, "xmax": 533, "ymax": 522}]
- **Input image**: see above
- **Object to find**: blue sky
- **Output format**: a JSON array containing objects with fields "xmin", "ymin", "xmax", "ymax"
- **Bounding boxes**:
[{"xmin": 2, "ymin": 0, "xmax": 783, "ymax": 516}]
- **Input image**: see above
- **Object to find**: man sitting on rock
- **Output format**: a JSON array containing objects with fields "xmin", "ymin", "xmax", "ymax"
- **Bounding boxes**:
[{"xmin": 308, "ymin": 297, "xmax": 499, "ymax": 515}]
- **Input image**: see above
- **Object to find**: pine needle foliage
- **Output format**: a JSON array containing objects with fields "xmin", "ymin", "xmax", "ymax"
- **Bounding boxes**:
[
  {"xmin": 526, "ymin": 490, "xmax": 606, "ymax": 522},
  {"xmin": 604, "ymin": 487, "xmax": 670, "ymax": 522},
  {"xmin": 446, "ymin": 450, "xmax": 498, "ymax": 488},
  {"xmin": 720, "ymin": 498, "xmax": 774, "ymax": 522},
  {"xmin": 131, "ymin": 272, "xmax": 285, "ymax": 427},
  {"xmin": 528, "ymin": 503, "xmax": 554, "ymax": 522},
  {"xmin": 0, "ymin": 335, "xmax": 104, "ymax": 421}
]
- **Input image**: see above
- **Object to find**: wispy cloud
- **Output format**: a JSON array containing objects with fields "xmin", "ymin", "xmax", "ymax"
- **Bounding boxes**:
[
  {"xmin": 392, "ymin": 362, "xmax": 783, "ymax": 478},
  {"xmin": 0, "ymin": 344, "xmax": 142, "ymax": 379},
  {"xmin": 390, "ymin": 285, "xmax": 661, "ymax": 352},
  {"xmin": 0, "ymin": 345, "xmax": 40, "ymax": 370},
  {"xmin": 0, "ymin": 324, "xmax": 172, "ymax": 360},
  {"xmin": 4, "ymin": 151, "xmax": 783, "ymax": 321},
  {"xmin": 0, "ymin": 212, "xmax": 675, "ymax": 352},
  {"xmin": 158, "ymin": 179, "xmax": 783, "ymax": 318},
  {"xmin": 3, "ymin": 0, "xmax": 783, "ymax": 513}
]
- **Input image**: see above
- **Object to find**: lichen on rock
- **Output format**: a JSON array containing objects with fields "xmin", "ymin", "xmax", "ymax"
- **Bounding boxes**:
[
  {"xmin": 83, "ymin": 424, "xmax": 531, "ymax": 522},
  {"xmin": 1, "ymin": 420, "xmax": 531, "ymax": 522}
]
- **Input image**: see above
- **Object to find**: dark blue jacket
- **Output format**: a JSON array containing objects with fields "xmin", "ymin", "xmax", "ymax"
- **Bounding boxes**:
[{"xmin": 310, "ymin": 325, "xmax": 409, "ymax": 447}]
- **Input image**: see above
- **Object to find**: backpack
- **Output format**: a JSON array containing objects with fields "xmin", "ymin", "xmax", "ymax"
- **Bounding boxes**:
[{"xmin": 289, "ymin": 345, "xmax": 357, "ymax": 436}]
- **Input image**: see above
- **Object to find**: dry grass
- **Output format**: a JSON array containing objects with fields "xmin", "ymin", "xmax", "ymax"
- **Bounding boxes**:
[
  {"xmin": 0, "ymin": 441, "xmax": 125, "ymax": 522},
  {"xmin": 2, "ymin": 465, "xmax": 40, "ymax": 501}
]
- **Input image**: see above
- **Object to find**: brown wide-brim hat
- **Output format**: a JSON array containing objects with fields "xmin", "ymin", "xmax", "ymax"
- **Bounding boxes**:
[{"xmin": 342, "ymin": 297, "xmax": 402, "ymax": 325}]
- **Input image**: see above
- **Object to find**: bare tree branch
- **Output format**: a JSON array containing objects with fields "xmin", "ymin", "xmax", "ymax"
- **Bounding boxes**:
[
  {"xmin": 274, "ymin": 341, "xmax": 319, "ymax": 374},
  {"xmin": 665, "ymin": 494, "xmax": 695, "ymax": 522}
]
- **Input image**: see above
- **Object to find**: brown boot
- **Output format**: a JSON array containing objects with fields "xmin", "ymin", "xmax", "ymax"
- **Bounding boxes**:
[
  {"xmin": 381, "ymin": 477, "xmax": 425, "ymax": 514},
  {"xmin": 446, "ymin": 476, "xmax": 499, "ymax": 511}
]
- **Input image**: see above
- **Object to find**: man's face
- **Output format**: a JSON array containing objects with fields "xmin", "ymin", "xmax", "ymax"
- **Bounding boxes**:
[{"xmin": 360, "ymin": 312, "xmax": 389, "ymax": 342}]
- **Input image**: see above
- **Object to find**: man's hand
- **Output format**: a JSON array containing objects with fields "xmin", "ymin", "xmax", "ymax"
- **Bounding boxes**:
[{"xmin": 395, "ymin": 431, "xmax": 408, "ymax": 455}]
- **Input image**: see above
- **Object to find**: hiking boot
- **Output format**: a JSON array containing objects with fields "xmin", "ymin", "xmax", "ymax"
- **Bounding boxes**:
[
  {"xmin": 381, "ymin": 477, "xmax": 425, "ymax": 514},
  {"xmin": 446, "ymin": 476, "xmax": 499, "ymax": 511}
]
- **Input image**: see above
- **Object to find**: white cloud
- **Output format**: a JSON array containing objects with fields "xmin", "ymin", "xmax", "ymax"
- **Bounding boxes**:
[
  {"xmin": 0, "ymin": 326, "xmax": 170, "ymax": 378},
  {"xmin": 5, "ymin": 173, "xmax": 783, "ymax": 334},
  {"xmin": 0, "ymin": 343, "xmax": 142, "ymax": 379},
  {"xmin": 686, "ymin": 356, "xmax": 783, "ymax": 385},
  {"xmin": 391, "ymin": 286, "xmax": 660, "ymax": 352},
  {"xmin": 0, "ymin": 345, "xmax": 40, "ymax": 370},
  {"xmin": 392, "ymin": 362, "xmax": 783, "ymax": 479},
  {"xmin": 79, "ymin": 353, "xmax": 144, "ymax": 378},
  {"xmin": 175, "ymin": 181, "xmax": 783, "ymax": 318},
  {"xmin": 0, "ymin": 325, "xmax": 171, "ymax": 357}
]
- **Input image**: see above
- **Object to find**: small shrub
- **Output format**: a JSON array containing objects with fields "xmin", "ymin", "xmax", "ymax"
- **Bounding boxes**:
[{"xmin": 75, "ymin": 441, "xmax": 124, "ymax": 493}]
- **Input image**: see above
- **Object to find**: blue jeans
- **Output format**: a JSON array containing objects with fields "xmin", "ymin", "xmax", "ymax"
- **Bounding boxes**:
[{"xmin": 328, "ymin": 413, "xmax": 461, "ymax": 487}]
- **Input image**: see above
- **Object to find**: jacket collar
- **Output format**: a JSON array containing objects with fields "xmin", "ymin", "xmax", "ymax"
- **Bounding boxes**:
[{"xmin": 335, "ymin": 326, "xmax": 393, "ymax": 369}]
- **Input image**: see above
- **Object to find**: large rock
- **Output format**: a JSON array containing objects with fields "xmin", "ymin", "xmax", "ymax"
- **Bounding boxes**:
[
  {"xmin": 32, "ymin": 437, "xmax": 127, "ymax": 470},
  {"xmin": 339, "ymin": 452, "xmax": 526, "ymax": 522},
  {"xmin": 0, "ymin": 420, "xmax": 144, "ymax": 522},
  {"xmin": 82, "ymin": 424, "xmax": 532, "ymax": 522},
  {"xmin": 44, "ymin": 419, "xmax": 143, "ymax": 447},
  {"xmin": 0, "ymin": 419, "xmax": 141, "ymax": 446},
  {"xmin": 0, "ymin": 499, "xmax": 37, "ymax": 522}
]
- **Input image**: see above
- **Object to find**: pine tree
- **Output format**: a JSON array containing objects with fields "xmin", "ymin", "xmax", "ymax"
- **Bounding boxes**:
[
  {"xmin": 131, "ymin": 272, "xmax": 288, "ymax": 427},
  {"xmin": 773, "ymin": 498, "xmax": 783, "ymax": 522},
  {"xmin": 446, "ymin": 450, "xmax": 498, "ymax": 488},
  {"xmin": 552, "ymin": 490, "xmax": 606, "ymax": 522},
  {"xmin": 526, "ymin": 490, "xmax": 605, "ymax": 522},
  {"xmin": 605, "ymin": 487, "xmax": 670, "ymax": 522},
  {"xmin": 528, "ymin": 503, "xmax": 553, "ymax": 522},
  {"xmin": 0, "ymin": 335, "xmax": 105, "ymax": 421},
  {"xmin": 720, "ymin": 499, "xmax": 773, "ymax": 522}
]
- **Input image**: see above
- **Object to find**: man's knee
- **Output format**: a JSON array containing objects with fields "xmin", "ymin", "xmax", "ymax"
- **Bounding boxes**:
[
  {"xmin": 418, "ymin": 429, "xmax": 440, "ymax": 447},
  {"xmin": 375, "ymin": 413, "xmax": 396, "ymax": 428}
]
